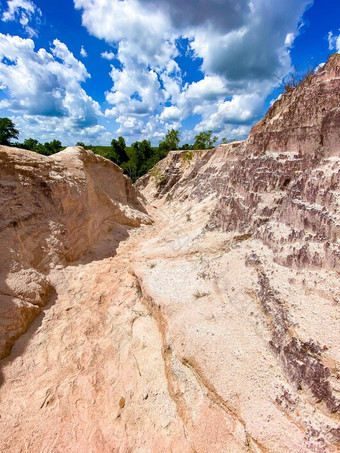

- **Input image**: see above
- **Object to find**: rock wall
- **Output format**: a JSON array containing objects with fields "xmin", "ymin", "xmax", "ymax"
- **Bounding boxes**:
[
  {"xmin": 138, "ymin": 54, "xmax": 340, "ymax": 270},
  {"xmin": 0, "ymin": 55, "xmax": 339, "ymax": 452},
  {"xmin": 248, "ymin": 53, "xmax": 340, "ymax": 157},
  {"xmin": 132, "ymin": 54, "xmax": 340, "ymax": 452},
  {"xmin": 0, "ymin": 146, "xmax": 151, "ymax": 359}
]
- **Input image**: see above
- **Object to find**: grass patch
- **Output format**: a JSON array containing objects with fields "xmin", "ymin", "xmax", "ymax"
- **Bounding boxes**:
[
  {"xmin": 151, "ymin": 167, "xmax": 167, "ymax": 188},
  {"xmin": 182, "ymin": 151, "xmax": 194, "ymax": 165}
]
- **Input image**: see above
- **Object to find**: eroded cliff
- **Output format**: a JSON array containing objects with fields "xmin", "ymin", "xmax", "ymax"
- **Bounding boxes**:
[
  {"xmin": 0, "ymin": 146, "xmax": 151, "ymax": 359},
  {"xmin": 0, "ymin": 55, "xmax": 339, "ymax": 453}
]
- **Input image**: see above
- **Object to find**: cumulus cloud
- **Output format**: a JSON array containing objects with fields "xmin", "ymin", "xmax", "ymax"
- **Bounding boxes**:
[
  {"xmin": 139, "ymin": 0, "xmax": 250, "ymax": 32},
  {"xmin": 0, "ymin": 0, "xmax": 315, "ymax": 145},
  {"xmin": 328, "ymin": 30, "xmax": 340, "ymax": 53},
  {"xmin": 197, "ymin": 93, "xmax": 264, "ymax": 134},
  {"xmin": 12, "ymin": 114, "xmax": 112, "ymax": 145},
  {"xmin": 80, "ymin": 45, "xmax": 87, "ymax": 57},
  {"xmin": 101, "ymin": 50, "xmax": 115, "ymax": 60},
  {"xmin": 1, "ymin": 0, "xmax": 42, "ymax": 37},
  {"xmin": 0, "ymin": 33, "xmax": 105, "ymax": 143},
  {"xmin": 115, "ymin": 115, "xmax": 144, "ymax": 136},
  {"xmin": 190, "ymin": 0, "xmax": 312, "ymax": 83},
  {"xmin": 160, "ymin": 106, "xmax": 181, "ymax": 122},
  {"xmin": 73, "ymin": 0, "xmax": 313, "ymax": 142}
]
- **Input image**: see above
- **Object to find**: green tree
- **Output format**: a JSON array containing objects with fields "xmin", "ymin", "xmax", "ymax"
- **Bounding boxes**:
[
  {"xmin": 111, "ymin": 136, "xmax": 129, "ymax": 165},
  {"xmin": 193, "ymin": 130, "xmax": 217, "ymax": 150},
  {"xmin": 35, "ymin": 140, "xmax": 62, "ymax": 156},
  {"xmin": 0, "ymin": 118, "xmax": 19, "ymax": 145},
  {"xmin": 180, "ymin": 143, "xmax": 192, "ymax": 150},
  {"xmin": 76, "ymin": 141, "xmax": 86, "ymax": 147},
  {"xmin": 158, "ymin": 129, "xmax": 180, "ymax": 155},
  {"xmin": 122, "ymin": 139, "xmax": 154, "ymax": 182},
  {"xmin": 23, "ymin": 138, "xmax": 39, "ymax": 151}
]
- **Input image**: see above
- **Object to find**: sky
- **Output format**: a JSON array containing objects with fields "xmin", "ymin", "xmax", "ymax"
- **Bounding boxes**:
[{"xmin": 0, "ymin": 0, "xmax": 339, "ymax": 146}]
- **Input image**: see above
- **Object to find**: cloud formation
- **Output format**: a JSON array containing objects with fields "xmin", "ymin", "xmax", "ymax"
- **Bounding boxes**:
[
  {"xmin": 74, "ymin": 0, "xmax": 313, "ymax": 142},
  {"xmin": 1, "ymin": 0, "xmax": 41, "ymax": 37},
  {"xmin": 0, "ymin": 33, "xmax": 104, "ymax": 142},
  {"xmin": 0, "ymin": 0, "xmax": 315, "ymax": 145},
  {"xmin": 101, "ymin": 51, "xmax": 115, "ymax": 60},
  {"xmin": 80, "ymin": 45, "xmax": 87, "ymax": 57},
  {"xmin": 328, "ymin": 30, "xmax": 340, "ymax": 53}
]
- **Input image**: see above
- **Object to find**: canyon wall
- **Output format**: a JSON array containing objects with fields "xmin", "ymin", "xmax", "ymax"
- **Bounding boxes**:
[
  {"xmin": 0, "ymin": 146, "xmax": 151, "ymax": 359},
  {"xmin": 0, "ymin": 54, "xmax": 339, "ymax": 452}
]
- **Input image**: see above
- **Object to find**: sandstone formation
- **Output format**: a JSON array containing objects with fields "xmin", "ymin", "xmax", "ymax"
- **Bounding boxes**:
[
  {"xmin": 0, "ymin": 146, "xmax": 151, "ymax": 359},
  {"xmin": 0, "ymin": 54, "xmax": 339, "ymax": 452}
]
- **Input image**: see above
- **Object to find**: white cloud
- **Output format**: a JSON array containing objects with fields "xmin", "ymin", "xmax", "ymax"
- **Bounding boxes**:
[
  {"xmin": 190, "ymin": 0, "xmax": 312, "ymax": 83},
  {"xmin": 160, "ymin": 106, "xmax": 181, "ymax": 122},
  {"xmin": 115, "ymin": 115, "xmax": 144, "ymax": 136},
  {"xmin": 101, "ymin": 50, "xmax": 115, "ymax": 60},
  {"xmin": 0, "ymin": 33, "xmax": 105, "ymax": 144},
  {"xmin": 328, "ymin": 30, "xmax": 340, "ymax": 53},
  {"xmin": 184, "ymin": 76, "xmax": 228, "ymax": 101},
  {"xmin": 198, "ymin": 93, "xmax": 264, "ymax": 133},
  {"xmin": 11, "ymin": 114, "xmax": 112, "ymax": 145},
  {"xmin": 74, "ymin": 0, "xmax": 174, "ymax": 67},
  {"xmin": 73, "ymin": 0, "xmax": 313, "ymax": 143},
  {"xmin": 1, "ymin": 0, "xmax": 41, "ymax": 37},
  {"xmin": 80, "ymin": 45, "xmax": 87, "ymax": 57},
  {"xmin": 285, "ymin": 33, "xmax": 295, "ymax": 47}
]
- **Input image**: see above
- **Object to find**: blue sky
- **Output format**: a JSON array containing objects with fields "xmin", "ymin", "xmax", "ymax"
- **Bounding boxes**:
[{"xmin": 0, "ymin": 0, "xmax": 339, "ymax": 146}]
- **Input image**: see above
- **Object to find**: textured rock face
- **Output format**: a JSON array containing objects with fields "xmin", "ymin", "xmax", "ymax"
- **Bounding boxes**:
[
  {"xmin": 138, "ymin": 55, "xmax": 340, "ymax": 271},
  {"xmin": 0, "ymin": 146, "xmax": 150, "ymax": 358},
  {"xmin": 248, "ymin": 54, "xmax": 340, "ymax": 158},
  {"xmin": 134, "ymin": 55, "xmax": 340, "ymax": 451},
  {"xmin": 0, "ymin": 55, "xmax": 339, "ymax": 452}
]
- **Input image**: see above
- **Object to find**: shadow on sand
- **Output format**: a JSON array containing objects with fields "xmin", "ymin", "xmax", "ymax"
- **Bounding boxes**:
[{"xmin": 0, "ymin": 223, "xmax": 132, "ymax": 389}]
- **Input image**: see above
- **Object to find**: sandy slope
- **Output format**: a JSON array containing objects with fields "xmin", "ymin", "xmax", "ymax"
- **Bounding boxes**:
[{"xmin": 0, "ymin": 201, "xmax": 339, "ymax": 452}]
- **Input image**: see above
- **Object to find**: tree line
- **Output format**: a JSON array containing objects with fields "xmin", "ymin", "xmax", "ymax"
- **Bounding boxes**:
[{"xmin": 0, "ymin": 117, "xmax": 220, "ymax": 182}]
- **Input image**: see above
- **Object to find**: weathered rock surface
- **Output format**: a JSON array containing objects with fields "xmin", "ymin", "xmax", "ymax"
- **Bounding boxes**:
[
  {"xmin": 0, "ymin": 55, "xmax": 339, "ymax": 452},
  {"xmin": 0, "ymin": 146, "xmax": 150, "ymax": 359}
]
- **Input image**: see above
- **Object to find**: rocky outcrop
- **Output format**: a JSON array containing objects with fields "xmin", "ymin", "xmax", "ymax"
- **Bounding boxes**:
[
  {"xmin": 0, "ymin": 146, "xmax": 151, "ymax": 359},
  {"xmin": 133, "ymin": 54, "xmax": 340, "ymax": 451},
  {"xmin": 138, "ymin": 54, "xmax": 340, "ymax": 270},
  {"xmin": 0, "ymin": 55, "xmax": 339, "ymax": 452},
  {"xmin": 248, "ymin": 53, "xmax": 340, "ymax": 158}
]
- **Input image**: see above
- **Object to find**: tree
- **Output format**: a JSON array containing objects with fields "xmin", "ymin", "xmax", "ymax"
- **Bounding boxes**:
[
  {"xmin": 158, "ymin": 129, "xmax": 180, "ymax": 156},
  {"xmin": 76, "ymin": 141, "xmax": 86, "ymax": 147},
  {"xmin": 111, "ymin": 136, "xmax": 129, "ymax": 165},
  {"xmin": 23, "ymin": 138, "xmax": 39, "ymax": 151},
  {"xmin": 35, "ymin": 140, "xmax": 62, "ymax": 156},
  {"xmin": 0, "ymin": 118, "xmax": 19, "ymax": 145},
  {"xmin": 122, "ymin": 139, "xmax": 154, "ymax": 182},
  {"xmin": 193, "ymin": 130, "xmax": 218, "ymax": 150}
]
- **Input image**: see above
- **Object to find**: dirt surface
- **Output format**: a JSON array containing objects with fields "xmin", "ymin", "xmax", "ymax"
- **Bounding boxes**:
[
  {"xmin": 0, "ymin": 202, "xmax": 339, "ymax": 452},
  {"xmin": 0, "ymin": 54, "xmax": 339, "ymax": 453}
]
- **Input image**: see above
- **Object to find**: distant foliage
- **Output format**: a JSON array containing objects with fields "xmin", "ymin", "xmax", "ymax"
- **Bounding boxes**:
[
  {"xmin": 16, "ymin": 137, "xmax": 62, "ymax": 155},
  {"xmin": 8, "ymin": 121, "xmax": 223, "ymax": 183},
  {"xmin": 111, "ymin": 136, "xmax": 129, "ymax": 166},
  {"xmin": 0, "ymin": 118, "xmax": 19, "ymax": 145},
  {"xmin": 193, "ymin": 130, "xmax": 218, "ymax": 150},
  {"xmin": 158, "ymin": 129, "xmax": 180, "ymax": 153}
]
